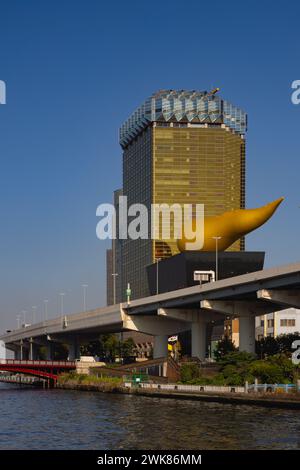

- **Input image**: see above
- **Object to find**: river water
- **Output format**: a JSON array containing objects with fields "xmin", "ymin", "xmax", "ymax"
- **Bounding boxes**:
[{"xmin": 0, "ymin": 383, "xmax": 299, "ymax": 450}]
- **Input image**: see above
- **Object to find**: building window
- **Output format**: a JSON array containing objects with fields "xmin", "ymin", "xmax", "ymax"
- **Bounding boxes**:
[
  {"xmin": 267, "ymin": 319, "xmax": 274, "ymax": 328},
  {"xmin": 280, "ymin": 319, "xmax": 296, "ymax": 327}
]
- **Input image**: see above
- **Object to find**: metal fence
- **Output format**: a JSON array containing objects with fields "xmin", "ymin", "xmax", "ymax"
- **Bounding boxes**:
[
  {"xmin": 246, "ymin": 383, "xmax": 298, "ymax": 394},
  {"xmin": 124, "ymin": 382, "xmax": 245, "ymax": 394},
  {"xmin": 124, "ymin": 381, "xmax": 300, "ymax": 395}
]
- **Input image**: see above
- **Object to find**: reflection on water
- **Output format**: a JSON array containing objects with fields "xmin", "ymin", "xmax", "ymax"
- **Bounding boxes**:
[{"xmin": 0, "ymin": 383, "xmax": 299, "ymax": 450}]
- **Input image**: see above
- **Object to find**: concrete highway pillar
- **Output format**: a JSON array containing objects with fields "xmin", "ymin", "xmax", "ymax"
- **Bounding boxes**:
[
  {"xmin": 29, "ymin": 338, "xmax": 38, "ymax": 360},
  {"xmin": 68, "ymin": 340, "xmax": 80, "ymax": 361},
  {"xmin": 46, "ymin": 342, "xmax": 54, "ymax": 360},
  {"xmin": 14, "ymin": 349, "xmax": 21, "ymax": 360},
  {"xmin": 239, "ymin": 315, "xmax": 256, "ymax": 354},
  {"xmin": 191, "ymin": 318, "xmax": 207, "ymax": 360},
  {"xmin": 20, "ymin": 339, "xmax": 23, "ymax": 361},
  {"xmin": 29, "ymin": 338, "xmax": 33, "ymax": 360},
  {"xmin": 153, "ymin": 335, "xmax": 168, "ymax": 359}
]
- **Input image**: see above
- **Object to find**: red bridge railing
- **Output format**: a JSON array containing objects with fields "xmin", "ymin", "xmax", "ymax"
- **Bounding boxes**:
[
  {"xmin": 0, "ymin": 359, "xmax": 77, "ymax": 383},
  {"xmin": 0, "ymin": 359, "xmax": 76, "ymax": 367}
]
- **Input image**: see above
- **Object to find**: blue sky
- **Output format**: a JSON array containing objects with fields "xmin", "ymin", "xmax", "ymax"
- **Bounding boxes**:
[{"xmin": 0, "ymin": 0, "xmax": 299, "ymax": 331}]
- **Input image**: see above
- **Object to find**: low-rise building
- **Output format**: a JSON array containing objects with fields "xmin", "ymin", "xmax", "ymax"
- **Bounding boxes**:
[{"xmin": 256, "ymin": 308, "xmax": 300, "ymax": 339}]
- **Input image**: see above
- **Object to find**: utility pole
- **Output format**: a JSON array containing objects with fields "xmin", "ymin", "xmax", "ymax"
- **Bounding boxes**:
[
  {"xmin": 44, "ymin": 299, "xmax": 48, "ymax": 321},
  {"xmin": 59, "ymin": 293, "xmax": 65, "ymax": 316},
  {"xmin": 212, "ymin": 236, "xmax": 222, "ymax": 281},
  {"xmin": 82, "ymin": 284, "xmax": 88, "ymax": 311},
  {"xmin": 32, "ymin": 306, "xmax": 37, "ymax": 324}
]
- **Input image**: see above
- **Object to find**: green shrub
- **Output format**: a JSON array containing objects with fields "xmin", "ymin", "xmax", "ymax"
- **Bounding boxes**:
[
  {"xmin": 57, "ymin": 372, "xmax": 122, "ymax": 386},
  {"xmin": 248, "ymin": 361, "xmax": 285, "ymax": 383},
  {"xmin": 266, "ymin": 354, "xmax": 296, "ymax": 380},
  {"xmin": 248, "ymin": 355, "xmax": 298, "ymax": 384},
  {"xmin": 180, "ymin": 363, "xmax": 200, "ymax": 382},
  {"xmin": 179, "ymin": 351, "xmax": 299, "ymax": 386},
  {"xmin": 219, "ymin": 351, "xmax": 256, "ymax": 366}
]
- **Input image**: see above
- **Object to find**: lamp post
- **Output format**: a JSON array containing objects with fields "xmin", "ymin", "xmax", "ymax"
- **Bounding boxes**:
[
  {"xmin": 44, "ymin": 300, "xmax": 48, "ymax": 321},
  {"xmin": 21, "ymin": 310, "xmax": 27, "ymax": 326},
  {"xmin": 59, "ymin": 293, "xmax": 65, "ymax": 316},
  {"xmin": 155, "ymin": 258, "xmax": 161, "ymax": 295},
  {"xmin": 82, "ymin": 284, "xmax": 88, "ymax": 311},
  {"xmin": 212, "ymin": 236, "xmax": 222, "ymax": 281},
  {"xmin": 111, "ymin": 274, "xmax": 118, "ymax": 305},
  {"xmin": 32, "ymin": 306, "xmax": 37, "ymax": 324}
]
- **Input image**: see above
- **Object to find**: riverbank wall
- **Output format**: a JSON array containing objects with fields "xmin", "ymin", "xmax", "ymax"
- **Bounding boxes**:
[{"xmin": 56, "ymin": 380, "xmax": 300, "ymax": 409}]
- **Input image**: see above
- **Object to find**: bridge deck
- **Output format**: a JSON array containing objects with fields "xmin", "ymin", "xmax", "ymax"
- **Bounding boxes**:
[{"xmin": 1, "ymin": 261, "xmax": 300, "ymax": 349}]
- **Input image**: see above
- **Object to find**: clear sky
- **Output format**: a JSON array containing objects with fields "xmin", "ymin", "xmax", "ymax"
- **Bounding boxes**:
[{"xmin": 0, "ymin": 0, "xmax": 300, "ymax": 332}]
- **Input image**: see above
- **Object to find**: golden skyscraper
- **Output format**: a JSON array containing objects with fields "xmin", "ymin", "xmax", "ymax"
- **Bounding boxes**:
[{"xmin": 119, "ymin": 90, "xmax": 247, "ymax": 301}]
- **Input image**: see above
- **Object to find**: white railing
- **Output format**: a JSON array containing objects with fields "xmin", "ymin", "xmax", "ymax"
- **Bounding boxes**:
[
  {"xmin": 0, "ymin": 376, "xmax": 39, "ymax": 383},
  {"xmin": 246, "ymin": 383, "xmax": 298, "ymax": 394},
  {"xmin": 125, "ymin": 381, "xmax": 300, "ymax": 394},
  {"xmin": 125, "ymin": 382, "xmax": 245, "ymax": 394}
]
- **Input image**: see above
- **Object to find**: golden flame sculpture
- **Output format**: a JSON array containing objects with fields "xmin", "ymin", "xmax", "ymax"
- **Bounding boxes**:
[{"xmin": 177, "ymin": 197, "xmax": 284, "ymax": 252}]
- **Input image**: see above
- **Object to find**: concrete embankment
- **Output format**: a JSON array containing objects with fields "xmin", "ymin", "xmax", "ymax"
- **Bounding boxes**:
[
  {"xmin": 56, "ymin": 381, "xmax": 126, "ymax": 394},
  {"xmin": 56, "ymin": 381, "xmax": 300, "ymax": 409},
  {"xmin": 130, "ymin": 387, "xmax": 300, "ymax": 409}
]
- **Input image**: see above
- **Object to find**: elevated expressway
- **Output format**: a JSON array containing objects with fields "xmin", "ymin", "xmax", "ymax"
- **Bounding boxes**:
[{"xmin": 1, "ymin": 262, "xmax": 300, "ymax": 361}]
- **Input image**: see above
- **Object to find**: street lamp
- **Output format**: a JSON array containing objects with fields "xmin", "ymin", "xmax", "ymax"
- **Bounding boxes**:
[
  {"xmin": 59, "ymin": 293, "xmax": 65, "ymax": 316},
  {"xmin": 32, "ymin": 306, "xmax": 37, "ymax": 324},
  {"xmin": 111, "ymin": 274, "xmax": 118, "ymax": 305},
  {"xmin": 212, "ymin": 236, "xmax": 222, "ymax": 281},
  {"xmin": 82, "ymin": 284, "xmax": 88, "ymax": 311},
  {"xmin": 155, "ymin": 258, "xmax": 161, "ymax": 295},
  {"xmin": 44, "ymin": 299, "xmax": 48, "ymax": 321}
]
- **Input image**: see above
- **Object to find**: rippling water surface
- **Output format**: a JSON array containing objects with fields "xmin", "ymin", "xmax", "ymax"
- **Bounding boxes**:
[{"xmin": 0, "ymin": 383, "xmax": 299, "ymax": 450}]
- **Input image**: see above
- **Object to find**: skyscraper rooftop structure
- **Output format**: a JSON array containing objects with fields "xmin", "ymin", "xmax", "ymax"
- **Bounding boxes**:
[{"xmin": 120, "ymin": 89, "xmax": 247, "ymax": 148}]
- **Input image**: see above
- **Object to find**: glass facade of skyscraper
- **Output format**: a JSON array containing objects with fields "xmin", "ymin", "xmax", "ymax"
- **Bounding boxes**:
[{"xmin": 119, "ymin": 90, "xmax": 247, "ymax": 301}]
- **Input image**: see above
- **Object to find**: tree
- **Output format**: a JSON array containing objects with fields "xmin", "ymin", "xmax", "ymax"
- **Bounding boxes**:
[
  {"xmin": 214, "ymin": 337, "xmax": 237, "ymax": 361},
  {"xmin": 121, "ymin": 338, "xmax": 136, "ymax": 361},
  {"xmin": 101, "ymin": 334, "xmax": 119, "ymax": 362},
  {"xmin": 277, "ymin": 333, "xmax": 300, "ymax": 356},
  {"xmin": 256, "ymin": 333, "xmax": 300, "ymax": 358},
  {"xmin": 255, "ymin": 336, "xmax": 279, "ymax": 358},
  {"xmin": 218, "ymin": 351, "xmax": 256, "ymax": 385},
  {"xmin": 218, "ymin": 350, "xmax": 256, "ymax": 365},
  {"xmin": 80, "ymin": 334, "xmax": 119, "ymax": 361},
  {"xmin": 53, "ymin": 343, "xmax": 69, "ymax": 360},
  {"xmin": 80, "ymin": 341, "xmax": 102, "ymax": 357}
]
